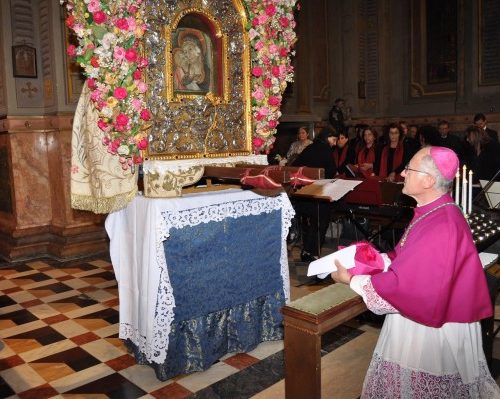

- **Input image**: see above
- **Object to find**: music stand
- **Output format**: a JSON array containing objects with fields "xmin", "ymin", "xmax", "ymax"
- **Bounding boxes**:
[{"xmin": 479, "ymin": 180, "xmax": 500, "ymax": 209}]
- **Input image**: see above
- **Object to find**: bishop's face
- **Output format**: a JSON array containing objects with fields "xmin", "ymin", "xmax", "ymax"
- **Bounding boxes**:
[{"xmin": 401, "ymin": 149, "xmax": 430, "ymax": 199}]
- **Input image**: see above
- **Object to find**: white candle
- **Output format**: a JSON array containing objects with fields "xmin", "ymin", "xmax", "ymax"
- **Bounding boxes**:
[
  {"xmin": 461, "ymin": 165, "xmax": 467, "ymax": 212},
  {"xmin": 454, "ymin": 171, "xmax": 460, "ymax": 205},
  {"xmin": 468, "ymin": 169, "xmax": 473, "ymax": 214}
]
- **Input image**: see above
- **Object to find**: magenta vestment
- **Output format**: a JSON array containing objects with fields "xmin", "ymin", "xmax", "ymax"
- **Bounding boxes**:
[{"xmin": 371, "ymin": 193, "xmax": 492, "ymax": 327}]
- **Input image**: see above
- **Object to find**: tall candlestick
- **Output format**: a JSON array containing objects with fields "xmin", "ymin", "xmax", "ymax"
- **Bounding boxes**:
[
  {"xmin": 461, "ymin": 165, "xmax": 467, "ymax": 212},
  {"xmin": 454, "ymin": 171, "xmax": 460, "ymax": 205},
  {"xmin": 468, "ymin": 169, "xmax": 473, "ymax": 214}
]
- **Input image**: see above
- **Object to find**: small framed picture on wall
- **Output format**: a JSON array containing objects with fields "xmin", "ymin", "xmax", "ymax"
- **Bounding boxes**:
[{"xmin": 12, "ymin": 45, "xmax": 37, "ymax": 78}]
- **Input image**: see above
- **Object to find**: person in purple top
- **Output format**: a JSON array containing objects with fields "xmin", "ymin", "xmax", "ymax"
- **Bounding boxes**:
[{"xmin": 332, "ymin": 146, "xmax": 499, "ymax": 398}]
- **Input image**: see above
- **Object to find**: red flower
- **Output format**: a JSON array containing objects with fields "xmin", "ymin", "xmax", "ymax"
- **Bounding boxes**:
[
  {"xmin": 268, "ymin": 96, "xmax": 280, "ymax": 106},
  {"xmin": 114, "ymin": 87, "xmax": 128, "ymax": 100},
  {"xmin": 133, "ymin": 70, "xmax": 142, "ymax": 80},
  {"xmin": 268, "ymin": 120, "xmax": 278, "ymax": 128},
  {"xmin": 115, "ymin": 113, "xmax": 129, "ymax": 126},
  {"xmin": 125, "ymin": 48, "xmax": 137, "ymax": 62},
  {"xmin": 90, "ymin": 57, "xmax": 99, "ymax": 67},
  {"xmin": 66, "ymin": 15, "xmax": 75, "ymax": 28},
  {"xmin": 252, "ymin": 17, "xmax": 260, "ymax": 27},
  {"xmin": 140, "ymin": 109, "xmax": 151, "ymax": 121},
  {"xmin": 251, "ymin": 66, "xmax": 263, "ymax": 77},
  {"xmin": 115, "ymin": 18, "xmax": 129, "ymax": 31},
  {"xmin": 265, "ymin": 5, "xmax": 277, "ymax": 16},
  {"xmin": 137, "ymin": 137, "xmax": 148, "ymax": 150},
  {"xmin": 87, "ymin": 78, "xmax": 97, "ymax": 90},
  {"xmin": 279, "ymin": 47, "xmax": 288, "ymax": 57},
  {"xmin": 66, "ymin": 44, "xmax": 76, "ymax": 57},
  {"xmin": 133, "ymin": 155, "xmax": 143, "ymax": 164},
  {"xmin": 262, "ymin": 78, "xmax": 273, "ymax": 88},
  {"xmin": 271, "ymin": 66, "xmax": 280, "ymax": 77},
  {"xmin": 279, "ymin": 17, "xmax": 289, "ymax": 28},
  {"xmin": 98, "ymin": 119, "xmax": 108, "ymax": 131},
  {"xmin": 93, "ymin": 11, "xmax": 106, "ymax": 24}
]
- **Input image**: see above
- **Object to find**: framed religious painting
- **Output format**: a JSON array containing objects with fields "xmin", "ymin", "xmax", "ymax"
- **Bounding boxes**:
[
  {"xmin": 165, "ymin": 11, "xmax": 229, "ymax": 103},
  {"xmin": 12, "ymin": 45, "xmax": 37, "ymax": 78}
]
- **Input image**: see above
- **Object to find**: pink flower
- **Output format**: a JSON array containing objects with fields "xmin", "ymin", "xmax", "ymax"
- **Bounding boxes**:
[
  {"xmin": 279, "ymin": 47, "xmax": 288, "ymax": 57},
  {"xmin": 92, "ymin": 11, "xmax": 106, "ymax": 24},
  {"xmin": 90, "ymin": 90, "xmax": 102, "ymax": 102},
  {"xmin": 136, "ymin": 81, "xmax": 147, "ymax": 93},
  {"xmin": 115, "ymin": 113, "xmax": 129, "ymax": 126},
  {"xmin": 268, "ymin": 96, "xmax": 281, "ymax": 106},
  {"xmin": 269, "ymin": 44, "xmax": 279, "ymax": 54},
  {"xmin": 128, "ymin": 5, "xmax": 138, "ymax": 13},
  {"xmin": 131, "ymin": 98, "xmax": 142, "ymax": 111},
  {"xmin": 137, "ymin": 57, "xmax": 149, "ymax": 68},
  {"xmin": 66, "ymin": 44, "xmax": 76, "ymax": 57},
  {"xmin": 253, "ymin": 137, "xmax": 265, "ymax": 148},
  {"xmin": 252, "ymin": 17, "xmax": 260, "ymax": 27},
  {"xmin": 140, "ymin": 109, "xmax": 151, "ymax": 121},
  {"xmin": 114, "ymin": 46, "xmax": 125, "ymax": 61},
  {"xmin": 115, "ymin": 18, "xmax": 129, "ymax": 31},
  {"xmin": 97, "ymin": 119, "xmax": 109, "ymax": 131},
  {"xmin": 265, "ymin": 5, "xmax": 277, "ymax": 17},
  {"xmin": 271, "ymin": 66, "xmax": 280, "ymax": 77},
  {"xmin": 254, "ymin": 41, "xmax": 264, "ymax": 51},
  {"xmin": 87, "ymin": 78, "xmax": 96, "ymax": 90},
  {"xmin": 258, "ymin": 14, "xmax": 269, "ymax": 25},
  {"xmin": 252, "ymin": 88, "xmax": 265, "ymax": 101},
  {"xmin": 66, "ymin": 15, "xmax": 75, "ymax": 28},
  {"xmin": 102, "ymin": 136, "xmax": 110, "ymax": 146},
  {"xmin": 133, "ymin": 155, "xmax": 143, "ymax": 164},
  {"xmin": 125, "ymin": 48, "xmax": 137, "ymax": 62},
  {"xmin": 279, "ymin": 16, "xmax": 290, "ymax": 28},
  {"xmin": 87, "ymin": 0, "xmax": 101, "ymax": 13},
  {"xmin": 114, "ymin": 87, "xmax": 128, "ymax": 100},
  {"xmin": 268, "ymin": 120, "xmax": 278, "ymax": 128},
  {"xmin": 259, "ymin": 107, "xmax": 270, "ymax": 116},
  {"xmin": 262, "ymin": 78, "xmax": 273, "ymax": 88},
  {"xmin": 133, "ymin": 70, "xmax": 142, "ymax": 80},
  {"xmin": 126, "ymin": 17, "xmax": 137, "ymax": 31},
  {"xmin": 251, "ymin": 66, "xmax": 263, "ymax": 77},
  {"xmin": 136, "ymin": 137, "xmax": 148, "ymax": 150}
]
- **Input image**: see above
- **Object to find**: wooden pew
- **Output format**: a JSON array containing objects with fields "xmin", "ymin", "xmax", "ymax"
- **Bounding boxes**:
[{"xmin": 281, "ymin": 284, "xmax": 367, "ymax": 399}]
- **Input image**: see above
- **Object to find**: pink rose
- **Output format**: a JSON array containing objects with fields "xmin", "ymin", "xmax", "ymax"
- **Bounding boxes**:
[
  {"xmin": 268, "ymin": 120, "xmax": 278, "ymax": 129},
  {"xmin": 114, "ymin": 87, "xmax": 128, "ymax": 100},
  {"xmin": 125, "ymin": 48, "xmax": 137, "ymax": 62},
  {"xmin": 115, "ymin": 113, "xmax": 129, "ymax": 126},
  {"xmin": 252, "ymin": 17, "xmax": 260, "ymax": 27},
  {"xmin": 140, "ymin": 109, "xmax": 151, "ymax": 121},
  {"xmin": 252, "ymin": 88, "xmax": 265, "ymax": 101},
  {"xmin": 253, "ymin": 137, "xmax": 265, "ymax": 148},
  {"xmin": 115, "ymin": 18, "xmax": 129, "ymax": 31},
  {"xmin": 255, "ymin": 41, "xmax": 264, "ymax": 51},
  {"xmin": 133, "ymin": 70, "xmax": 142, "ymax": 80},
  {"xmin": 128, "ymin": 5, "xmax": 138, "ymax": 13},
  {"xmin": 87, "ymin": 78, "xmax": 96, "ymax": 90},
  {"xmin": 262, "ymin": 78, "xmax": 273, "ymax": 88},
  {"xmin": 66, "ymin": 44, "xmax": 76, "ymax": 57},
  {"xmin": 102, "ymin": 136, "xmax": 110, "ymax": 145},
  {"xmin": 265, "ymin": 5, "xmax": 277, "ymax": 16},
  {"xmin": 114, "ymin": 47, "xmax": 125, "ymax": 61},
  {"xmin": 126, "ymin": 16, "xmax": 137, "ymax": 31},
  {"xmin": 279, "ymin": 16, "xmax": 290, "ymax": 28},
  {"xmin": 259, "ymin": 107, "xmax": 270, "ymax": 116},
  {"xmin": 251, "ymin": 66, "xmax": 263, "ymax": 77},
  {"xmin": 268, "ymin": 96, "xmax": 281, "ymax": 106},
  {"xmin": 269, "ymin": 44, "xmax": 279, "ymax": 54},
  {"xmin": 97, "ymin": 120, "xmax": 109, "ymax": 131},
  {"xmin": 136, "ymin": 81, "xmax": 147, "ymax": 93},
  {"xmin": 133, "ymin": 155, "xmax": 143, "ymax": 164},
  {"xmin": 255, "ymin": 112, "xmax": 264, "ymax": 121},
  {"xmin": 137, "ymin": 57, "xmax": 149, "ymax": 68},
  {"xmin": 87, "ymin": 0, "xmax": 100, "ymax": 12},
  {"xmin": 92, "ymin": 11, "xmax": 106, "ymax": 24},
  {"xmin": 279, "ymin": 47, "xmax": 288, "ymax": 57},
  {"xmin": 90, "ymin": 90, "xmax": 102, "ymax": 102},
  {"xmin": 137, "ymin": 137, "xmax": 148, "ymax": 150},
  {"xmin": 271, "ymin": 66, "xmax": 280, "ymax": 77},
  {"xmin": 131, "ymin": 98, "xmax": 142, "ymax": 111}
]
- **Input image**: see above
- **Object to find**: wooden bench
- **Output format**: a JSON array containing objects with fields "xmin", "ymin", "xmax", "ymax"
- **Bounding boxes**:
[{"xmin": 281, "ymin": 284, "xmax": 367, "ymax": 399}]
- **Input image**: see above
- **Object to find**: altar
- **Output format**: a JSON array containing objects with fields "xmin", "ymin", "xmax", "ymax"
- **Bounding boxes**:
[{"xmin": 105, "ymin": 189, "xmax": 294, "ymax": 380}]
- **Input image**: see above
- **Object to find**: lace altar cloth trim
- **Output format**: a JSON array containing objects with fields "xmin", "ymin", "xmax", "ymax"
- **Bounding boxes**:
[
  {"xmin": 362, "ymin": 354, "xmax": 500, "ymax": 398},
  {"xmin": 121, "ymin": 193, "xmax": 294, "ymax": 364},
  {"xmin": 143, "ymin": 155, "xmax": 268, "ymax": 173}
]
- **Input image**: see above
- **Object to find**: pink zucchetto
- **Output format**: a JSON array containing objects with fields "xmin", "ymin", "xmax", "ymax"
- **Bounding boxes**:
[{"xmin": 430, "ymin": 146, "xmax": 459, "ymax": 180}]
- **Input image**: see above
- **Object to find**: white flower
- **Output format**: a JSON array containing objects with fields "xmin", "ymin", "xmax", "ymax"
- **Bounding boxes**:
[{"xmin": 117, "ymin": 144, "xmax": 130, "ymax": 156}]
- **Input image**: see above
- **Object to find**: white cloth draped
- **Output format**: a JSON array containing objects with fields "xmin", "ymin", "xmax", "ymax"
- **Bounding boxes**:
[{"xmin": 105, "ymin": 189, "xmax": 294, "ymax": 364}]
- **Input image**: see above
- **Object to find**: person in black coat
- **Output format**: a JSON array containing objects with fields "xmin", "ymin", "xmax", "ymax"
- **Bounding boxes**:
[
  {"xmin": 291, "ymin": 127, "xmax": 337, "ymax": 261},
  {"xmin": 464, "ymin": 126, "xmax": 500, "ymax": 183}
]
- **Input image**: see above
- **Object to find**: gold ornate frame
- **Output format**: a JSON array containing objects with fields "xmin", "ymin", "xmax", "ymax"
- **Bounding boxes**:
[{"xmin": 145, "ymin": 0, "xmax": 252, "ymax": 161}]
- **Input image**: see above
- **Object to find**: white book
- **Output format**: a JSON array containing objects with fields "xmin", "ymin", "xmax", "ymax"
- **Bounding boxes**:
[{"xmin": 307, "ymin": 246, "xmax": 357, "ymax": 279}]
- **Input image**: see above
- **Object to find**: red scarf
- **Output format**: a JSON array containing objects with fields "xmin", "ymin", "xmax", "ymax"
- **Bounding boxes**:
[
  {"xmin": 333, "ymin": 145, "xmax": 348, "ymax": 168},
  {"xmin": 378, "ymin": 142, "xmax": 404, "ymax": 178},
  {"xmin": 357, "ymin": 145, "xmax": 375, "ymax": 177}
]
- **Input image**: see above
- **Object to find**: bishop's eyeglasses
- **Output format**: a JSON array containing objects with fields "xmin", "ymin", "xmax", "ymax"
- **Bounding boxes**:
[{"xmin": 403, "ymin": 164, "xmax": 430, "ymax": 175}]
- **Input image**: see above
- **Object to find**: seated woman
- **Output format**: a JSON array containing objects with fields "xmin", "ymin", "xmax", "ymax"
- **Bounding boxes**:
[
  {"xmin": 292, "ymin": 127, "xmax": 337, "ymax": 262},
  {"xmin": 463, "ymin": 126, "xmax": 500, "ymax": 183},
  {"xmin": 351, "ymin": 126, "xmax": 378, "ymax": 178},
  {"xmin": 285, "ymin": 126, "xmax": 312, "ymax": 165},
  {"xmin": 332, "ymin": 131, "xmax": 355, "ymax": 176},
  {"xmin": 374, "ymin": 123, "xmax": 409, "ymax": 182}
]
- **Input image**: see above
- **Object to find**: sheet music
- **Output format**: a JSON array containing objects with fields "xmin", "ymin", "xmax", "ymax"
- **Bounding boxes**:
[
  {"xmin": 294, "ymin": 179, "xmax": 363, "ymax": 201},
  {"xmin": 479, "ymin": 180, "xmax": 500, "ymax": 209}
]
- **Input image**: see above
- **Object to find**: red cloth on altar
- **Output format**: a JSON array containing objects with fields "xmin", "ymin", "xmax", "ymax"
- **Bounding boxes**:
[{"xmin": 371, "ymin": 193, "xmax": 492, "ymax": 328}]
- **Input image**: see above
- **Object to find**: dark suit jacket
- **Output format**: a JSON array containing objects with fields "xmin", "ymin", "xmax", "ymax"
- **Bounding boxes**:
[{"xmin": 292, "ymin": 140, "xmax": 337, "ymax": 178}]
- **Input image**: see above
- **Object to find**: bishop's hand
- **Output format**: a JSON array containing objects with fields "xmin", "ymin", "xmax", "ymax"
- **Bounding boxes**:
[{"xmin": 331, "ymin": 260, "xmax": 352, "ymax": 285}]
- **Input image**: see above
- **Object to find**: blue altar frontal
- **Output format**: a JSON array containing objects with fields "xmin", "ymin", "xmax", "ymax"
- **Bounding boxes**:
[{"xmin": 105, "ymin": 189, "xmax": 294, "ymax": 380}]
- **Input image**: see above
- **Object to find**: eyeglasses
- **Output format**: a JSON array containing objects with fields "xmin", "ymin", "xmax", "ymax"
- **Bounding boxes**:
[{"xmin": 403, "ymin": 164, "xmax": 430, "ymax": 175}]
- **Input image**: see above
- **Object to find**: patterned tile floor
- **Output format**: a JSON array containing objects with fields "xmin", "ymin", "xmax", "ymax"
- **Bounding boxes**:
[{"xmin": 0, "ymin": 244, "xmax": 499, "ymax": 398}]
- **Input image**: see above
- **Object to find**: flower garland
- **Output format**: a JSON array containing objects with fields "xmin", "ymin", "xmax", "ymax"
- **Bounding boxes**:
[
  {"xmin": 246, "ymin": 0, "xmax": 298, "ymax": 154},
  {"xmin": 62, "ymin": 0, "xmax": 150, "ymax": 170},
  {"xmin": 62, "ymin": 0, "xmax": 298, "ymax": 164}
]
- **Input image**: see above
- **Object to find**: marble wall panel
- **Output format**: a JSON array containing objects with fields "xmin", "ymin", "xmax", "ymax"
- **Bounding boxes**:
[{"xmin": 9, "ymin": 131, "xmax": 52, "ymax": 228}]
